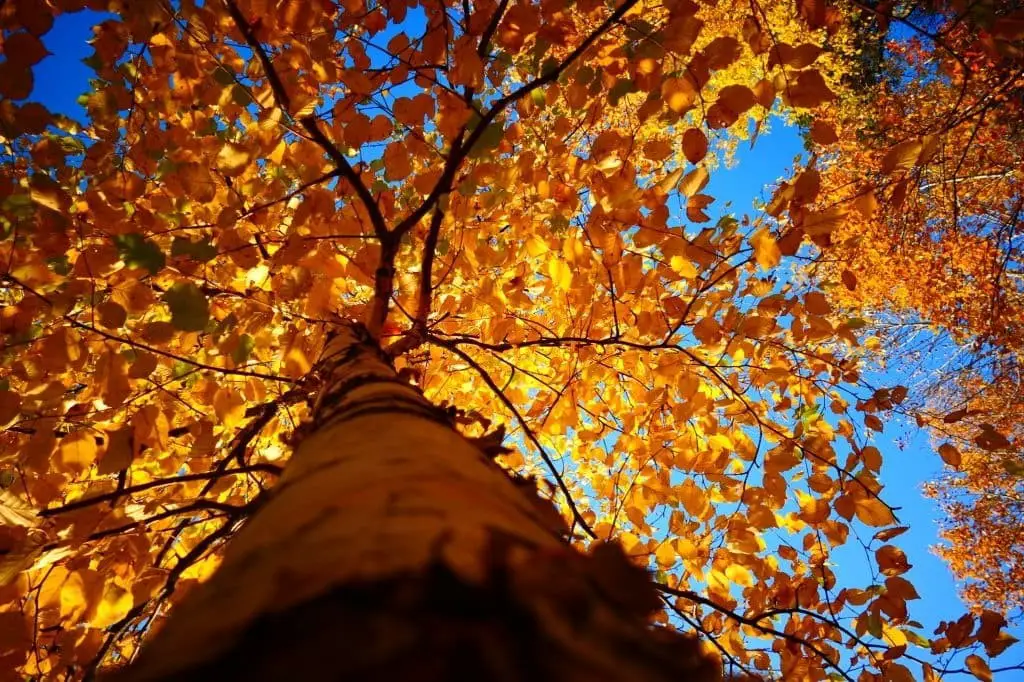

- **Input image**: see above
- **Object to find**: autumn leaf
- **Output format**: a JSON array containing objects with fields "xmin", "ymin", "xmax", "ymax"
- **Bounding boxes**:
[
  {"xmin": 92, "ymin": 583, "xmax": 133, "ymax": 629},
  {"xmin": 679, "ymin": 166, "xmax": 709, "ymax": 198},
  {"xmin": 0, "ymin": 3, "xmax": 1018, "ymax": 680},
  {"xmin": 750, "ymin": 227, "xmax": 781, "ymax": 269},
  {"xmin": 217, "ymin": 142, "xmax": 252, "ymax": 176},
  {"xmin": 163, "ymin": 282, "xmax": 210, "ymax": 332},
  {"xmin": 855, "ymin": 497, "xmax": 897, "ymax": 527},
  {"xmin": 938, "ymin": 443, "xmax": 962, "ymax": 468},
  {"xmin": 881, "ymin": 139, "xmax": 923, "ymax": 174},
  {"xmin": 114, "ymin": 234, "xmax": 165, "ymax": 275},
  {"xmin": 682, "ymin": 128, "xmax": 708, "ymax": 164},
  {"xmin": 547, "ymin": 258, "xmax": 572, "ymax": 292},
  {"xmin": 965, "ymin": 654, "xmax": 993, "ymax": 682},
  {"xmin": 57, "ymin": 431, "xmax": 98, "ymax": 473}
]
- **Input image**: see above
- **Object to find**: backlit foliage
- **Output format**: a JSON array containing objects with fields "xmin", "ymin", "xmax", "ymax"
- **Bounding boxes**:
[
  {"xmin": 0, "ymin": 0, "xmax": 1020, "ymax": 679},
  {"xmin": 806, "ymin": 0, "xmax": 1024, "ymax": 616}
]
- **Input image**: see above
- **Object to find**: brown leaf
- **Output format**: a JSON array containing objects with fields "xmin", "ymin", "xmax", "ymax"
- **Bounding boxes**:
[
  {"xmin": 938, "ymin": 443, "xmax": 962, "ymax": 468},
  {"xmin": 682, "ymin": 128, "xmax": 708, "ymax": 164},
  {"xmin": 965, "ymin": 654, "xmax": 992, "ymax": 682}
]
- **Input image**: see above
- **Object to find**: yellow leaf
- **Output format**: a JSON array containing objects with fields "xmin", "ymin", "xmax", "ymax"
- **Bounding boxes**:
[
  {"xmin": 670, "ymin": 255, "xmax": 697, "ymax": 279},
  {"xmin": 60, "ymin": 572, "xmax": 86, "ymax": 621},
  {"xmin": 662, "ymin": 76, "xmax": 696, "ymax": 113},
  {"xmin": 679, "ymin": 479, "xmax": 708, "ymax": 517},
  {"xmin": 217, "ymin": 142, "xmax": 251, "ymax": 177},
  {"xmin": 881, "ymin": 139, "xmax": 923, "ymax": 174},
  {"xmin": 57, "ymin": 431, "xmax": 97, "ymax": 473},
  {"xmin": 525, "ymin": 234, "xmax": 549, "ymax": 257},
  {"xmin": 547, "ymin": 258, "xmax": 572, "ymax": 291},
  {"xmin": 750, "ymin": 227, "xmax": 781, "ymax": 269},
  {"xmin": 655, "ymin": 167, "xmax": 683, "ymax": 194},
  {"xmin": 91, "ymin": 583, "xmax": 133, "ymax": 629},
  {"xmin": 803, "ymin": 207, "xmax": 848, "ymax": 236},
  {"xmin": 679, "ymin": 166, "xmax": 709, "ymax": 198},
  {"xmin": 97, "ymin": 350, "xmax": 132, "ymax": 408},
  {"xmin": 60, "ymin": 570, "xmax": 101, "ymax": 622},
  {"xmin": 562, "ymin": 236, "xmax": 585, "ymax": 263},
  {"xmin": 882, "ymin": 623, "xmax": 908, "ymax": 647},
  {"xmin": 284, "ymin": 345, "xmax": 312, "ymax": 377},
  {"xmin": 655, "ymin": 542, "xmax": 676, "ymax": 569},
  {"xmin": 725, "ymin": 564, "xmax": 753, "ymax": 587},
  {"xmin": 213, "ymin": 387, "xmax": 246, "ymax": 428},
  {"xmin": 132, "ymin": 405, "xmax": 170, "ymax": 458}
]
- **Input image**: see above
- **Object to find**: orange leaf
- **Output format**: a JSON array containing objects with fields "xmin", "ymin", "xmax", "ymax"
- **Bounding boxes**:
[
  {"xmin": 854, "ymin": 496, "xmax": 896, "ymax": 527},
  {"xmin": 938, "ymin": 443, "xmax": 962, "ymax": 468},
  {"xmin": 965, "ymin": 654, "xmax": 992, "ymax": 682}
]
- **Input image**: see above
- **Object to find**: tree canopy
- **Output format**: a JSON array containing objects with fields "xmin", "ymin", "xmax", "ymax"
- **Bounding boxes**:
[{"xmin": 0, "ymin": 0, "xmax": 1021, "ymax": 680}]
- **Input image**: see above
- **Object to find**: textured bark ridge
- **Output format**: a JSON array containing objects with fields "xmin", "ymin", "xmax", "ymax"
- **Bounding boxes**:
[{"xmin": 115, "ymin": 323, "xmax": 721, "ymax": 681}]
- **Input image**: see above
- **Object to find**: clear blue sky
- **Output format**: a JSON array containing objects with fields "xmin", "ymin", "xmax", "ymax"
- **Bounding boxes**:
[{"xmin": 28, "ymin": 9, "xmax": 1024, "ymax": 679}]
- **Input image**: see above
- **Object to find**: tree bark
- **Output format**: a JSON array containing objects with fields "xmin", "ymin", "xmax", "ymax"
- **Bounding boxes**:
[{"xmin": 114, "ymin": 322, "xmax": 720, "ymax": 682}]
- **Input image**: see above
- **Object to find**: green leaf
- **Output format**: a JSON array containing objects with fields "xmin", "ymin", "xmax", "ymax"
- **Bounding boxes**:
[
  {"xmin": 81, "ymin": 53, "xmax": 104, "ymax": 71},
  {"xmin": 47, "ymin": 255, "xmax": 70, "ymax": 275},
  {"xmin": 213, "ymin": 313, "xmax": 238, "ymax": 343},
  {"xmin": 232, "ymin": 334, "xmax": 255, "ymax": 364},
  {"xmin": 905, "ymin": 629, "xmax": 930, "ymax": 648},
  {"xmin": 171, "ymin": 236, "xmax": 218, "ymax": 262},
  {"xmin": 1001, "ymin": 458, "xmax": 1024, "ymax": 477},
  {"xmin": 212, "ymin": 66, "xmax": 235, "ymax": 86},
  {"xmin": 468, "ymin": 123, "xmax": 504, "ymax": 159},
  {"xmin": 608, "ymin": 78, "xmax": 636, "ymax": 105},
  {"xmin": 55, "ymin": 135, "xmax": 86, "ymax": 155},
  {"xmin": 163, "ymin": 283, "xmax": 209, "ymax": 332},
  {"xmin": 866, "ymin": 611, "xmax": 883, "ymax": 639},
  {"xmin": 114, "ymin": 233, "xmax": 165, "ymax": 275},
  {"xmin": 230, "ymin": 84, "xmax": 254, "ymax": 107}
]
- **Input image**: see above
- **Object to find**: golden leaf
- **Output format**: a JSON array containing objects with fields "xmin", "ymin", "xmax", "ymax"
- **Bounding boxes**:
[
  {"xmin": 855, "ymin": 496, "xmax": 897, "ymax": 527},
  {"xmin": 547, "ymin": 257, "xmax": 572, "ymax": 292},
  {"xmin": 217, "ymin": 142, "xmax": 252, "ymax": 177},
  {"xmin": 213, "ymin": 387, "xmax": 246, "ymax": 428},
  {"xmin": 751, "ymin": 228, "xmax": 781, "ymax": 269},
  {"xmin": 57, "ymin": 432, "xmax": 98, "ymax": 473},
  {"xmin": 91, "ymin": 584, "xmax": 133, "ymax": 629},
  {"xmin": 679, "ymin": 166, "xmax": 709, "ymax": 198}
]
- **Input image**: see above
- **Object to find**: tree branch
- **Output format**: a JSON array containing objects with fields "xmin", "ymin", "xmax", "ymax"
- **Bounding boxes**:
[
  {"xmin": 432, "ymin": 336, "xmax": 597, "ymax": 539},
  {"xmin": 38, "ymin": 463, "xmax": 282, "ymax": 518}
]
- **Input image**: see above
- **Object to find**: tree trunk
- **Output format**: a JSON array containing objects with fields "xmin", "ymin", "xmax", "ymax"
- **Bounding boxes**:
[{"xmin": 115, "ymin": 323, "xmax": 720, "ymax": 682}]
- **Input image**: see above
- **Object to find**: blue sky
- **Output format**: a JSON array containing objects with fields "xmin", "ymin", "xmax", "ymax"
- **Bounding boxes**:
[{"xmin": 28, "ymin": 9, "xmax": 1024, "ymax": 678}]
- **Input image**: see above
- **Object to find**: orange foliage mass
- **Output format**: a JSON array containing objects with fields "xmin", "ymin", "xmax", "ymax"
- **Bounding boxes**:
[
  {"xmin": 806, "ymin": 0, "xmax": 1024, "ymax": 616},
  {"xmin": 0, "ymin": 0, "xmax": 1020, "ymax": 679}
]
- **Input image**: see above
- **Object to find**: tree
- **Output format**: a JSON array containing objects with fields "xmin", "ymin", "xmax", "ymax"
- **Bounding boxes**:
[
  {"xmin": 803, "ymin": 0, "xmax": 1024, "ymax": 616},
  {"xmin": 0, "ymin": 0, "xmax": 1020, "ymax": 680}
]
